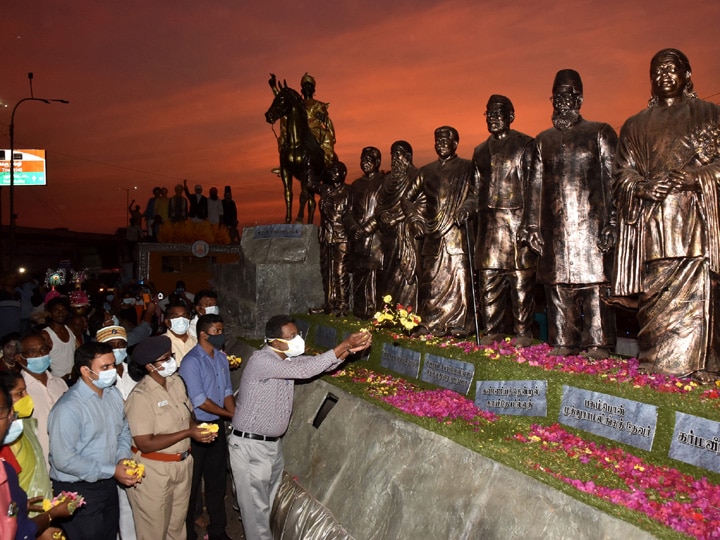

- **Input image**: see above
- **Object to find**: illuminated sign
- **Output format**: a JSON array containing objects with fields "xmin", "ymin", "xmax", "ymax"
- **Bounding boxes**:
[{"xmin": 0, "ymin": 149, "xmax": 47, "ymax": 186}]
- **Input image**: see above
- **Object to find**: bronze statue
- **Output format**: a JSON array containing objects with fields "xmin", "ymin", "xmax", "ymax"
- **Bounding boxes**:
[
  {"xmin": 522, "ymin": 70, "xmax": 617, "ymax": 358},
  {"xmin": 374, "ymin": 141, "xmax": 420, "ymax": 310},
  {"xmin": 612, "ymin": 49, "xmax": 720, "ymax": 382},
  {"xmin": 408, "ymin": 127, "xmax": 475, "ymax": 338},
  {"xmin": 315, "ymin": 161, "xmax": 351, "ymax": 316},
  {"xmin": 300, "ymin": 73, "xmax": 337, "ymax": 166},
  {"xmin": 266, "ymin": 75, "xmax": 326, "ymax": 224},
  {"xmin": 344, "ymin": 147, "xmax": 384, "ymax": 319},
  {"xmin": 468, "ymin": 95, "xmax": 536, "ymax": 346}
]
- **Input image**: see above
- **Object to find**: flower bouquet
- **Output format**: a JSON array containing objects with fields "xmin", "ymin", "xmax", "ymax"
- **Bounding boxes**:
[
  {"xmin": 42, "ymin": 491, "xmax": 86, "ymax": 514},
  {"xmin": 372, "ymin": 295, "xmax": 421, "ymax": 334},
  {"xmin": 122, "ymin": 459, "xmax": 145, "ymax": 480}
]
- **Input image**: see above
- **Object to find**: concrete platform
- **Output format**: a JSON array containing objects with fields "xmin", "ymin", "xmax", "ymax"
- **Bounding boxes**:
[{"xmin": 281, "ymin": 379, "xmax": 657, "ymax": 540}]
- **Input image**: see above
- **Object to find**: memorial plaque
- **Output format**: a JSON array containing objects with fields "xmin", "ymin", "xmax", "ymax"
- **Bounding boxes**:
[
  {"xmin": 669, "ymin": 412, "xmax": 720, "ymax": 473},
  {"xmin": 559, "ymin": 386, "xmax": 657, "ymax": 451},
  {"xmin": 315, "ymin": 325, "xmax": 337, "ymax": 350},
  {"xmin": 475, "ymin": 380, "xmax": 548, "ymax": 416},
  {"xmin": 421, "ymin": 353, "xmax": 475, "ymax": 395},
  {"xmin": 253, "ymin": 224, "xmax": 303, "ymax": 239},
  {"xmin": 380, "ymin": 343, "xmax": 421, "ymax": 380}
]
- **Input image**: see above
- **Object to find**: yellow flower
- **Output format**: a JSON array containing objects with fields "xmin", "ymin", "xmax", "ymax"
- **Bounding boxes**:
[{"xmin": 382, "ymin": 295, "xmax": 392, "ymax": 304}]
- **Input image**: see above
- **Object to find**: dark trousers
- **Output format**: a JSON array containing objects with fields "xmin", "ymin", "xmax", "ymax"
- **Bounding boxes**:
[
  {"xmin": 52, "ymin": 478, "xmax": 118, "ymax": 540},
  {"xmin": 187, "ymin": 420, "xmax": 228, "ymax": 540}
]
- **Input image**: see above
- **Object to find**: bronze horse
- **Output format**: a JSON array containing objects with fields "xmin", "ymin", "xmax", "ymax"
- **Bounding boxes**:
[{"xmin": 265, "ymin": 77, "xmax": 326, "ymax": 224}]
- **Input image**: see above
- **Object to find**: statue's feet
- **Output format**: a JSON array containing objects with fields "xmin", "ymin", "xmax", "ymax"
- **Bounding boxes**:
[
  {"xmin": 480, "ymin": 333, "xmax": 505, "ymax": 345},
  {"xmin": 548, "ymin": 346, "xmax": 578, "ymax": 357},
  {"xmin": 514, "ymin": 335, "xmax": 534, "ymax": 348},
  {"xmin": 580, "ymin": 346, "xmax": 612, "ymax": 360},
  {"xmin": 692, "ymin": 370, "xmax": 720, "ymax": 384},
  {"xmin": 449, "ymin": 327, "xmax": 469, "ymax": 339},
  {"xmin": 410, "ymin": 325, "xmax": 430, "ymax": 338}
]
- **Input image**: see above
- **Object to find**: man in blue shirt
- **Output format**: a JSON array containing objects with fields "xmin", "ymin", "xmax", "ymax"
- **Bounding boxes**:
[
  {"xmin": 48, "ymin": 341, "xmax": 140, "ymax": 540},
  {"xmin": 179, "ymin": 314, "xmax": 235, "ymax": 540}
]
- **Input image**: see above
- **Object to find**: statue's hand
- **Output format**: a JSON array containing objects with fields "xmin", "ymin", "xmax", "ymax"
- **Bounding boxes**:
[
  {"xmin": 518, "ymin": 228, "xmax": 544, "ymax": 256},
  {"xmin": 456, "ymin": 208, "xmax": 471, "ymax": 225},
  {"xmin": 379, "ymin": 212, "xmax": 397, "ymax": 227},
  {"xmin": 635, "ymin": 178, "xmax": 673, "ymax": 201},
  {"xmin": 269, "ymin": 73, "xmax": 277, "ymax": 88},
  {"xmin": 598, "ymin": 225, "xmax": 616, "ymax": 253},
  {"xmin": 667, "ymin": 169, "xmax": 700, "ymax": 192}
]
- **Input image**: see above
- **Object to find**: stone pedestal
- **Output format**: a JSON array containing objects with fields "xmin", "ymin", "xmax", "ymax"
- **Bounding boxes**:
[{"xmin": 216, "ymin": 225, "xmax": 324, "ymax": 339}]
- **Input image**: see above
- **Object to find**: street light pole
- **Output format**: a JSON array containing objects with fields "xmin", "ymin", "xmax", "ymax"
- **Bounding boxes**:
[{"xmin": 8, "ymin": 73, "xmax": 69, "ymax": 269}]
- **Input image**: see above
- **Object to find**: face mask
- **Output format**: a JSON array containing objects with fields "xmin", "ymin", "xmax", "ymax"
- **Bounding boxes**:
[
  {"xmin": 158, "ymin": 358, "xmax": 177, "ymax": 378},
  {"xmin": 25, "ymin": 354, "xmax": 51, "ymax": 374},
  {"xmin": 170, "ymin": 317, "xmax": 190, "ymax": 335},
  {"xmin": 106, "ymin": 294, "xmax": 115, "ymax": 302},
  {"xmin": 274, "ymin": 335, "xmax": 305, "ymax": 358},
  {"xmin": 203, "ymin": 305, "xmax": 219, "ymax": 316},
  {"xmin": 122, "ymin": 298, "xmax": 135, "ymax": 305},
  {"xmin": 90, "ymin": 368, "xmax": 117, "ymax": 389},
  {"xmin": 13, "ymin": 395, "xmax": 34, "ymax": 419},
  {"xmin": 3, "ymin": 419, "xmax": 23, "ymax": 445},
  {"xmin": 207, "ymin": 334, "xmax": 225, "ymax": 349},
  {"xmin": 112, "ymin": 348, "xmax": 128, "ymax": 365}
]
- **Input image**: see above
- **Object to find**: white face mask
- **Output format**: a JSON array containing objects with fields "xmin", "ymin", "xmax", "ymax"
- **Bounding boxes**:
[
  {"xmin": 272, "ymin": 335, "xmax": 305, "ymax": 358},
  {"xmin": 112, "ymin": 348, "xmax": 128, "ymax": 365},
  {"xmin": 203, "ymin": 305, "xmax": 219, "ymax": 316},
  {"xmin": 158, "ymin": 357, "xmax": 178, "ymax": 378},
  {"xmin": 169, "ymin": 317, "xmax": 190, "ymax": 335}
]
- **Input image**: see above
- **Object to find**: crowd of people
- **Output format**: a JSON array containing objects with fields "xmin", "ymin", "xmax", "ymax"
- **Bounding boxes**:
[
  {"xmin": 127, "ymin": 181, "xmax": 240, "ymax": 244},
  {"xmin": 0, "ymin": 271, "xmax": 372, "ymax": 540}
]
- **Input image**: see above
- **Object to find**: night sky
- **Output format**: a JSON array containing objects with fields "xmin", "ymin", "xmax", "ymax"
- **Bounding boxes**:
[{"xmin": 2, "ymin": 0, "xmax": 720, "ymax": 233}]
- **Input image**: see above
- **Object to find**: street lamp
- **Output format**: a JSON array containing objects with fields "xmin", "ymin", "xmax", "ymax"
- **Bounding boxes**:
[{"xmin": 8, "ymin": 72, "xmax": 69, "ymax": 268}]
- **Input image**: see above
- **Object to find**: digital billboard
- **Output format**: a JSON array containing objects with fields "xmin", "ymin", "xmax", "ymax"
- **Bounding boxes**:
[{"xmin": 0, "ymin": 149, "xmax": 47, "ymax": 186}]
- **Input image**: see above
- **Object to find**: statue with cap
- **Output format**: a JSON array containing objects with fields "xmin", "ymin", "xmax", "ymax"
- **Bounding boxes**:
[
  {"xmin": 612, "ymin": 48, "xmax": 720, "ymax": 382},
  {"xmin": 521, "ymin": 69, "xmax": 618, "ymax": 359},
  {"xmin": 462, "ymin": 94, "xmax": 536, "ymax": 346}
]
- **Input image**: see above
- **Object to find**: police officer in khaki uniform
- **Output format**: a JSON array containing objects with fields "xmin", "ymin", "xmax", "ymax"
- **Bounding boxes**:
[{"xmin": 125, "ymin": 336, "xmax": 216, "ymax": 540}]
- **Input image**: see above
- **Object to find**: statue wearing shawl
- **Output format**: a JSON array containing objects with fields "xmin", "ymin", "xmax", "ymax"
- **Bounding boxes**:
[{"xmin": 612, "ymin": 48, "xmax": 720, "ymax": 381}]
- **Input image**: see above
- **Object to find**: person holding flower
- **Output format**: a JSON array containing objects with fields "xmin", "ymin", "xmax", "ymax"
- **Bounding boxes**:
[
  {"xmin": 0, "ymin": 377, "xmax": 71, "ymax": 539},
  {"xmin": 228, "ymin": 315, "xmax": 371, "ymax": 540},
  {"xmin": 125, "ymin": 335, "xmax": 216, "ymax": 540},
  {"xmin": 48, "ymin": 342, "xmax": 139, "ymax": 540}
]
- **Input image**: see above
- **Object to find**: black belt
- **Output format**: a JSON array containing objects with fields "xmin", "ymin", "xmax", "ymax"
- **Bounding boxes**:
[{"xmin": 233, "ymin": 429, "xmax": 279, "ymax": 442}]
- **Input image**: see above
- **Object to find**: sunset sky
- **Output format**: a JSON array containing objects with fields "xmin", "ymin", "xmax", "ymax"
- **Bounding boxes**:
[{"xmin": 2, "ymin": 0, "xmax": 720, "ymax": 234}]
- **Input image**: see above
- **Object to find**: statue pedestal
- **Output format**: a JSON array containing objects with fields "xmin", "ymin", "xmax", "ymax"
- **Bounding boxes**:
[{"xmin": 216, "ymin": 225, "xmax": 323, "ymax": 338}]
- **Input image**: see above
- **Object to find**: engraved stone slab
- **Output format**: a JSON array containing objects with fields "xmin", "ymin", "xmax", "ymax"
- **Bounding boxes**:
[
  {"xmin": 559, "ymin": 386, "xmax": 657, "ymax": 451},
  {"xmin": 475, "ymin": 380, "xmax": 548, "ymax": 416},
  {"xmin": 380, "ymin": 343, "xmax": 421, "ymax": 380},
  {"xmin": 420, "ymin": 354, "xmax": 475, "ymax": 395},
  {"xmin": 315, "ymin": 325, "xmax": 337, "ymax": 350},
  {"xmin": 253, "ymin": 224, "xmax": 303, "ymax": 239},
  {"xmin": 669, "ymin": 412, "xmax": 720, "ymax": 473}
]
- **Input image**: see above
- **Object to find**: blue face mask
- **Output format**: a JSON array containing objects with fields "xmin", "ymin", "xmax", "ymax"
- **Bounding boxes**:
[
  {"xmin": 112, "ymin": 348, "xmax": 128, "ymax": 365},
  {"xmin": 3, "ymin": 419, "xmax": 23, "ymax": 445},
  {"xmin": 26, "ymin": 355, "xmax": 51, "ymax": 374},
  {"xmin": 90, "ymin": 368, "xmax": 117, "ymax": 389}
]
